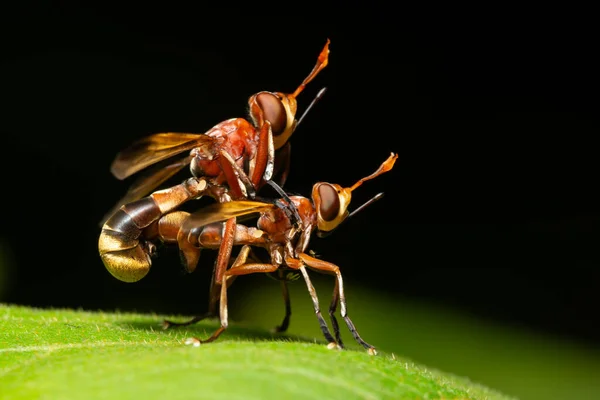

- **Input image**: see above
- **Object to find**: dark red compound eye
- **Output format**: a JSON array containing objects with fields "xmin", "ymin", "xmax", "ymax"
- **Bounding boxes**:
[
  {"xmin": 317, "ymin": 184, "xmax": 340, "ymax": 221},
  {"xmin": 256, "ymin": 93, "xmax": 287, "ymax": 135}
]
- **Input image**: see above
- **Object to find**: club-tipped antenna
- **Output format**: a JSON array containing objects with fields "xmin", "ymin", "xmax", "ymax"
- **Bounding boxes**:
[
  {"xmin": 296, "ymin": 87, "xmax": 327, "ymax": 128},
  {"xmin": 348, "ymin": 192, "xmax": 385, "ymax": 219},
  {"xmin": 291, "ymin": 39, "xmax": 330, "ymax": 98},
  {"xmin": 349, "ymin": 153, "xmax": 398, "ymax": 192}
]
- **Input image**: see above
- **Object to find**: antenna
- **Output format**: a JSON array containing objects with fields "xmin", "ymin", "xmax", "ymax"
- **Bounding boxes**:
[
  {"xmin": 296, "ymin": 87, "xmax": 327, "ymax": 128},
  {"xmin": 317, "ymin": 193, "xmax": 386, "ymax": 238},
  {"xmin": 348, "ymin": 192, "xmax": 385, "ymax": 219},
  {"xmin": 267, "ymin": 180, "xmax": 303, "ymax": 229}
]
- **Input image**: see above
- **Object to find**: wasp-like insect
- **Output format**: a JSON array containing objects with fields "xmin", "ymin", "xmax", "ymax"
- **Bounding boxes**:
[
  {"xmin": 102, "ymin": 39, "xmax": 330, "ymax": 224},
  {"xmin": 100, "ymin": 152, "xmax": 397, "ymax": 355}
]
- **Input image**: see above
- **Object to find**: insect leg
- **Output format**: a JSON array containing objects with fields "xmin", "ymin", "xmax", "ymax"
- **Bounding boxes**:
[
  {"xmin": 272, "ymin": 142, "xmax": 291, "ymax": 188},
  {"xmin": 186, "ymin": 251, "xmax": 278, "ymax": 345},
  {"xmin": 298, "ymin": 253, "xmax": 376, "ymax": 355},
  {"xmin": 164, "ymin": 217, "xmax": 237, "ymax": 329},
  {"xmin": 249, "ymin": 120, "xmax": 274, "ymax": 188},
  {"xmin": 273, "ymin": 274, "xmax": 292, "ymax": 333},
  {"xmin": 328, "ymin": 278, "xmax": 344, "ymax": 348},
  {"xmin": 295, "ymin": 265, "xmax": 338, "ymax": 349},
  {"xmin": 216, "ymin": 150, "xmax": 254, "ymax": 199},
  {"xmin": 244, "ymin": 248, "xmax": 291, "ymax": 333}
]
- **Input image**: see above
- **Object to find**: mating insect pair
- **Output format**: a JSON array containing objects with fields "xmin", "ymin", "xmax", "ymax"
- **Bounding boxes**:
[{"xmin": 99, "ymin": 40, "xmax": 397, "ymax": 354}]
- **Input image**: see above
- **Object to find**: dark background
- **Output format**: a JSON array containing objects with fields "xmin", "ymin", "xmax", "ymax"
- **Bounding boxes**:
[{"xmin": 1, "ymin": 3, "xmax": 598, "ymax": 348}]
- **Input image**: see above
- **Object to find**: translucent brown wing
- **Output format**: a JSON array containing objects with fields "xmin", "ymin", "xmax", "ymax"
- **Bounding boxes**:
[
  {"xmin": 99, "ymin": 155, "xmax": 193, "ymax": 227},
  {"xmin": 180, "ymin": 201, "xmax": 276, "ymax": 238},
  {"xmin": 110, "ymin": 133, "xmax": 217, "ymax": 180}
]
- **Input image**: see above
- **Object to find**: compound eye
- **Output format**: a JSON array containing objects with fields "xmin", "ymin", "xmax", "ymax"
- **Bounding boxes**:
[
  {"xmin": 256, "ymin": 92, "xmax": 287, "ymax": 135},
  {"xmin": 317, "ymin": 184, "xmax": 340, "ymax": 221}
]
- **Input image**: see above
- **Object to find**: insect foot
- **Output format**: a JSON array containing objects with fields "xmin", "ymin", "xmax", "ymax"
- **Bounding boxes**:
[
  {"xmin": 184, "ymin": 338, "xmax": 202, "ymax": 347},
  {"xmin": 367, "ymin": 347, "xmax": 378, "ymax": 356},
  {"xmin": 326, "ymin": 342, "xmax": 342, "ymax": 350}
]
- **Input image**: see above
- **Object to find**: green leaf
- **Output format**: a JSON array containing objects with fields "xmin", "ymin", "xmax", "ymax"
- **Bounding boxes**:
[
  {"xmin": 236, "ymin": 277, "xmax": 600, "ymax": 400},
  {"xmin": 0, "ymin": 304, "xmax": 513, "ymax": 400}
]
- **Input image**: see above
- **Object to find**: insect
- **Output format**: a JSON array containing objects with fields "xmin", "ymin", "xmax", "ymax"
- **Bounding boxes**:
[
  {"xmin": 101, "ymin": 152, "xmax": 397, "ymax": 355},
  {"xmin": 102, "ymin": 39, "xmax": 330, "ymax": 224}
]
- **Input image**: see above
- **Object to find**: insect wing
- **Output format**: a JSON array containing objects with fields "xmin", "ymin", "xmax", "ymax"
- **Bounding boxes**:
[
  {"xmin": 180, "ymin": 201, "xmax": 276, "ymax": 237},
  {"xmin": 99, "ymin": 155, "xmax": 193, "ymax": 227},
  {"xmin": 110, "ymin": 133, "xmax": 216, "ymax": 180}
]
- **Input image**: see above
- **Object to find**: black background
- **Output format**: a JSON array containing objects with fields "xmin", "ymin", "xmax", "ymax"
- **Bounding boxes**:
[{"xmin": 1, "ymin": 3, "xmax": 598, "ymax": 347}]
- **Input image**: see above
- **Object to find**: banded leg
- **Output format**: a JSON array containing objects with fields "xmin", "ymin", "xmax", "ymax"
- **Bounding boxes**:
[
  {"xmin": 273, "ymin": 272, "xmax": 292, "ymax": 333},
  {"xmin": 328, "ymin": 278, "xmax": 344, "ymax": 348},
  {"xmin": 298, "ymin": 253, "xmax": 376, "ymax": 355},
  {"xmin": 294, "ymin": 264, "xmax": 339, "ymax": 349}
]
